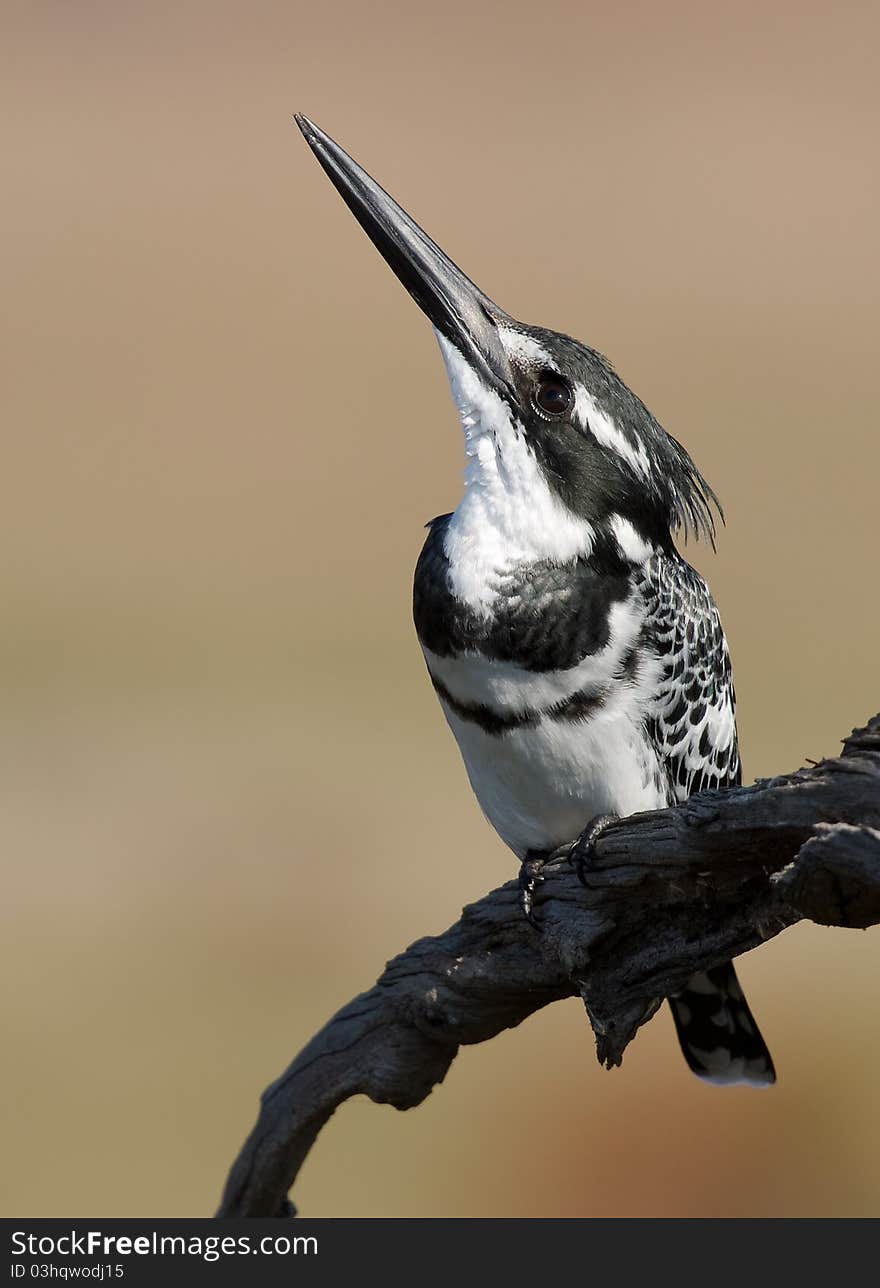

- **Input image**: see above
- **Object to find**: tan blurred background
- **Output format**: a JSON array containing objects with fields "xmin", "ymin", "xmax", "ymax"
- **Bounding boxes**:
[{"xmin": 2, "ymin": 1, "xmax": 878, "ymax": 1217}]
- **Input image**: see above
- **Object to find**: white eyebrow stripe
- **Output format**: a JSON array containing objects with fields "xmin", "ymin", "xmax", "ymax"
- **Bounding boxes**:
[
  {"xmin": 498, "ymin": 325, "xmax": 554, "ymax": 367},
  {"xmin": 573, "ymin": 387, "xmax": 652, "ymax": 479}
]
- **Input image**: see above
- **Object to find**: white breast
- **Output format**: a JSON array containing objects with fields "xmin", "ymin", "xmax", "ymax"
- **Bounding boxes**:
[
  {"xmin": 427, "ymin": 332, "xmax": 663, "ymax": 857},
  {"xmin": 437, "ymin": 678, "xmax": 665, "ymax": 858},
  {"xmin": 423, "ymin": 599, "xmax": 665, "ymax": 858}
]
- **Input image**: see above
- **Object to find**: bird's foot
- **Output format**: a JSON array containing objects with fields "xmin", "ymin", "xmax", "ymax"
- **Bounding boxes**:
[
  {"xmin": 568, "ymin": 813, "xmax": 620, "ymax": 886},
  {"xmin": 518, "ymin": 852, "xmax": 549, "ymax": 930}
]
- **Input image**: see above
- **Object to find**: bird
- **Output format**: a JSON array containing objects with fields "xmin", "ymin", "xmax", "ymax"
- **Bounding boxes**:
[{"xmin": 295, "ymin": 114, "xmax": 775, "ymax": 1087}]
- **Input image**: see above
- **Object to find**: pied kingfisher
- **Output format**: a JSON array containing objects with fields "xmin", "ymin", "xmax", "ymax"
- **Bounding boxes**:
[{"xmin": 296, "ymin": 115, "xmax": 775, "ymax": 1087}]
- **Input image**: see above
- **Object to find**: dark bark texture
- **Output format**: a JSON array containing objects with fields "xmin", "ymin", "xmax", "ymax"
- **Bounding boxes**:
[{"xmin": 218, "ymin": 715, "xmax": 880, "ymax": 1217}]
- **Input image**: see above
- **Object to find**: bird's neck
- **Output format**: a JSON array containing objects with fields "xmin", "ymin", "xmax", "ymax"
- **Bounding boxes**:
[{"xmin": 443, "ymin": 432, "xmax": 596, "ymax": 617}]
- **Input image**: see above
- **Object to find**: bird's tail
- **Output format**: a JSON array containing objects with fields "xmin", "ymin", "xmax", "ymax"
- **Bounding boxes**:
[{"xmin": 668, "ymin": 962, "xmax": 776, "ymax": 1086}]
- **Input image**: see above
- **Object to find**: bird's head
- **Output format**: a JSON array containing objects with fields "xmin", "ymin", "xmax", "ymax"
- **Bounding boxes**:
[{"xmin": 296, "ymin": 116, "xmax": 719, "ymax": 559}]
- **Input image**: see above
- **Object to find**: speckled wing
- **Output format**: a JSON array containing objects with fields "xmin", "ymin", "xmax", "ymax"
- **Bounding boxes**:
[
  {"xmin": 642, "ymin": 555, "xmax": 775, "ymax": 1085},
  {"xmin": 642, "ymin": 553, "xmax": 741, "ymax": 804}
]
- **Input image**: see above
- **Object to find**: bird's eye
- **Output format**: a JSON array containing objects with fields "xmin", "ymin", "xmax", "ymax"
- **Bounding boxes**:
[{"xmin": 534, "ymin": 374, "xmax": 573, "ymax": 418}]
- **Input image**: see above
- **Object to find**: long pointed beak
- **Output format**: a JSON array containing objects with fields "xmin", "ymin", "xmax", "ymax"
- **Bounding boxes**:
[{"xmin": 295, "ymin": 115, "xmax": 516, "ymax": 404}]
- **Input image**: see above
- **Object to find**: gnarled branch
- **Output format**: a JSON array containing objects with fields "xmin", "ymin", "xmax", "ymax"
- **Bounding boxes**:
[{"xmin": 218, "ymin": 715, "xmax": 880, "ymax": 1217}]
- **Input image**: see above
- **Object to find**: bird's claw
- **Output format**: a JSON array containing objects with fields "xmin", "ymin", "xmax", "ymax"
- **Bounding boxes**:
[
  {"xmin": 567, "ymin": 813, "xmax": 620, "ymax": 887},
  {"xmin": 518, "ymin": 854, "xmax": 547, "ymax": 931}
]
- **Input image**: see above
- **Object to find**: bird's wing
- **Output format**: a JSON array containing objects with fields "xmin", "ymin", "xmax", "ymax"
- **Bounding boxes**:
[{"xmin": 641, "ymin": 553, "xmax": 741, "ymax": 803}]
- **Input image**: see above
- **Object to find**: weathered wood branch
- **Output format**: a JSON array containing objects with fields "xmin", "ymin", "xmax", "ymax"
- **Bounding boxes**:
[{"xmin": 218, "ymin": 715, "xmax": 880, "ymax": 1217}]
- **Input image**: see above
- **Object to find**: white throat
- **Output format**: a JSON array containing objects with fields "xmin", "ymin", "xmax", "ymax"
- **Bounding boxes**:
[{"xmin": 435, "ymin": 334, "xmax": 595, "ymax": 616}]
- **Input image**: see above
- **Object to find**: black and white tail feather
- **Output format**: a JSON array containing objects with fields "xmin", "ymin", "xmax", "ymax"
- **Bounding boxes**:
[{"xmin": 669, "ymin": 966, "xmax": 776, "ymax": 1086}]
